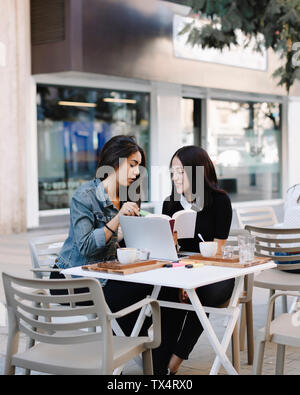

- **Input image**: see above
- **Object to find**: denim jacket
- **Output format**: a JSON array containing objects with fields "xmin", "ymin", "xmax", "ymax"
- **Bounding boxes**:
[{"xmin": 56, "ymin": 178, "xmax": 118, "ymax": 286}]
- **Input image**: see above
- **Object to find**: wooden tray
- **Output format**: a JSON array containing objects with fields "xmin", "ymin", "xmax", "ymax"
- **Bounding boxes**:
[
  {"xmin": 88, "ymin": 260, "xmax": 159, "ymax": 270},
  {"xmin": 188, "ymin": 254, "xmax": 240, "ymax": 263},
  {"xmin": 82, "ymin": 260, "xmax": 166, "ymax": 275},
  {"xmin": 183, "ymin": 256, "xmax": 272, "ymax": 268}
]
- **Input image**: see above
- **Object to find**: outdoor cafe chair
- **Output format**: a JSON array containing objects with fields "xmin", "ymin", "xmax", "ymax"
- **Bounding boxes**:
[
  {"xmin": 28, "ymin": 233, "xmax": 91, "ymax": 335},
  {"xmin": 253, "ymin": 291, "xmax": 300, "ymax": 375},
  {"xmin": 2, "ymin": 273, "xmax": 161, "ymax": 375},
  {"xmin": 28, "ymin": 233, "xmax": 68, "ymax": 279},
  {"xmin": 245, "ymin": 225, "xmax": 300, "ymax": 318},
  {"xmin": 236, "ymin": 206, "xmax": 278, "ymax": 229}
]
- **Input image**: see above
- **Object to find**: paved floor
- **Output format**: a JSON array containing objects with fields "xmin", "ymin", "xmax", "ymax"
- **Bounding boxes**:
[{"xmin": 1, "ymin": 228, "xmax": 300, "ymax": 375}]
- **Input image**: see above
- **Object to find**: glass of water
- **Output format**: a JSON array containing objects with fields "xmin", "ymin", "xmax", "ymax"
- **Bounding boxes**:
[
  {"xmin": 238, "ymin": 235, "xmax": 256, "ymax": 263},
  {"xmin": 222, "ymin": 245, "xmax": 234, "ymax": 259}
]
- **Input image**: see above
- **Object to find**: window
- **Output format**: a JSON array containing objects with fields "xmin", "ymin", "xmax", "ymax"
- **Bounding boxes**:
[
  {"xmin": 208, "ymin": 100, "xmax": 282, "ymax": 202},
  {"xmin": 180, "ymin": 97, "xmax": 202, "ymax": 146},
  {"xmin": 37, "ymin": 84, "xmax": 150, "ymax": 210}
]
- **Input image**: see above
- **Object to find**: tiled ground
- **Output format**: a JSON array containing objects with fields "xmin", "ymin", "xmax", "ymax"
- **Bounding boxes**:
[{"xmin": 1, "ymin": 229, "xmax": 300, "ymax": 375}]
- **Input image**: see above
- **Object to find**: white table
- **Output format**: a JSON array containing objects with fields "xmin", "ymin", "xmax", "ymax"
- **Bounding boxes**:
[{"xmin": 62, "ymin": 261, "xmax": 276, "ymax": 375}]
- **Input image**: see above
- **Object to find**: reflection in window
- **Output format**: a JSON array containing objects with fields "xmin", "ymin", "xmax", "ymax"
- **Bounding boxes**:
[
  {"xmin": 180, "ymin": 98, "xmax": 201, "ymax": 146},
  {"xmin": 37, "ymin": 85, "xmax": 150, "ymax": 210},
  {"xmin": 208, "ymin": 100, "xmax": 281, "ymax": 202}
]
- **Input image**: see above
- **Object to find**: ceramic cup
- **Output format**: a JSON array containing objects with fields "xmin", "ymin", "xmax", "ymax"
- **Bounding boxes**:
[
  {"xmin": 117, "ymin": 248, "xmax": 138, "ymax": 264},
  {"xmin": 199, "ymin": 241, "xmax": 218, "ymax": 258}
]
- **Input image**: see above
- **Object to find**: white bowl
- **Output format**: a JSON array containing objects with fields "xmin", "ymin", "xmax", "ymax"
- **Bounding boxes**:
[
  {"xmin": 199, "ymin": 241, "xmax": 218, "ymax": 258},
  {"xmin": 117, "ymin": 248, "xmax": 138, "ymax": 264}
]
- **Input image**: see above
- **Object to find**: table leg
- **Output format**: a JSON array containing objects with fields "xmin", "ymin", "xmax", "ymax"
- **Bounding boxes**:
[
  {"xmin": 131, "ymin": 286, "xmax": 161, "ymax": 337},
  {"xmin": 210, "ymin": 276, "xmax": 244, "ymax": 375},
  {"xmin": 186, "ymin": 287, "xmax": 239, "ymax": 375},
  {"xmin": 106, "ymin": 305, "xmax": 125, "ymax": 336}
]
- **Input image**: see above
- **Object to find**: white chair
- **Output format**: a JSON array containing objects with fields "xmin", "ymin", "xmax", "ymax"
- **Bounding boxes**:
[
  {"xmin": 227, "ymin": 229, "xmax": 255, "ymax": 368},
  {"xmin": 236, "ymin": 206, "xmax": 278, "ymax": 229},
  {"xmin": 28, "ymin": 233, "xmax": 96, "ymax": 346},
  {"xmin": 253, "ymin": 291, "xmax": 300, "ymax": 375},
  {"xmin": 245, "ymin": 225, "xmax": 300, "ymax": 319},
  {"xmin": 2, "ymin": 273, "xmax": 161, "ymax": 375},
  {"xmin": 28, "ymin": 233, "xmax": 67, "ymax": 279}
]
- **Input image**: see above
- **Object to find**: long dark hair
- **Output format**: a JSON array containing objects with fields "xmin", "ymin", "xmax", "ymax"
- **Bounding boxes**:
[
  {"xmin": 96, "ymin": 135, "xmax": 146, "ymax": 206},
  {"xmin": 170, "ymin": 145, "xmax": 225, "ymax": 209}
]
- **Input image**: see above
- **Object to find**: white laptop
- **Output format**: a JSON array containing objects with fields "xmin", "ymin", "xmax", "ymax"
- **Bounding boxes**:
[{"xmin": 119, "ymin": 215, "xmax": 182, "ymax": 261}]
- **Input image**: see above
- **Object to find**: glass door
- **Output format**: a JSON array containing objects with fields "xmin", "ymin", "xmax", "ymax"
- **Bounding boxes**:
[{"xmin": 180, "ymin": 97, "xmax": 202, "ymax": 146}]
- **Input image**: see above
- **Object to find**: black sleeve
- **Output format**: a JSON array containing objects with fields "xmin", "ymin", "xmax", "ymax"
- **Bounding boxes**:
[
  {"xmin": 162, "ymin": 197, "xmax": 183, "ymax": 217},
  {"xmin": 162, "ymin": 197, "xmax": 173, "ymax": 216},
  {"xmin": 214, "ymin": 192, "xmax": 232, "ymax": 239}
]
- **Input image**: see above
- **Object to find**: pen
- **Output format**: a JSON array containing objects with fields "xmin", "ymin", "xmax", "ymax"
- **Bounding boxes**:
[
  {"xmin": 185, "ymin": 263, "xmax": 204, "ymax": 269},
  {"xmin": 163, "ymin": 262, "xmax": 187, "ymax": 268}
]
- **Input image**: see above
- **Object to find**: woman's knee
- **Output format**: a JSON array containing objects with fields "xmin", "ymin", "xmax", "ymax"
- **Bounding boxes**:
[{"xmin": 195, "ymin": 279, "xmax": 235, "ymax": 307}]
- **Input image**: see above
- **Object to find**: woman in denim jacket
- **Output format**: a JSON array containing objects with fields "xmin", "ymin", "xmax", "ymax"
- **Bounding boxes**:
[{"xmin": 55, "ymin": 135, "xmax": 154, "ymax": 331}]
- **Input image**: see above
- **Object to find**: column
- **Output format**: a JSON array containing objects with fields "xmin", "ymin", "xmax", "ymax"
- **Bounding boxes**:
[
  {"xmin": 150, "ymin": 82, "xmax": 182, "ymax": 212},
  {"xmin": 0, "ymin": 0, "xmax": 32, "ymax": 234},
  {"xmin": 287, "ymin": 97, "xmax": 300, "ymax": 189}
]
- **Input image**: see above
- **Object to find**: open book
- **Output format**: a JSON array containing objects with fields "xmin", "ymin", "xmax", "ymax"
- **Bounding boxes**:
[{"xmin": 140, "ymin": 209, "xmax": 197, "ymax": 239}]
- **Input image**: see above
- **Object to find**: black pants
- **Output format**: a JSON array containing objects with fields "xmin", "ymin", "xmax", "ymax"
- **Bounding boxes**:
[
  {"xmin": 50, "ymin": 266, "xmax": 95, "ymax": 306},
  {"xmin": 155, "ymin": 279, "xmax": 235, "ymax": 373},
  {"xmin": 103, "ymin": 280, "xmax": 153, "ymax": 336},
  {"xmin": 103, "ymin": 278, "xmax": 235, "ymax": 375}
]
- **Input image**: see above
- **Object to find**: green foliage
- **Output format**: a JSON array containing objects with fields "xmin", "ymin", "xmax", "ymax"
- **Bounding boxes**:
[{"xmin": 180, "ymin": 0, "xmax": 300, "ymax": 92}]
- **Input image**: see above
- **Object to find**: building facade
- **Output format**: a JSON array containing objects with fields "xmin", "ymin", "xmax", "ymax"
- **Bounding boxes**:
[{"xmin": 1, "ymin": 0, "xmax": 300, "ymax": 234}]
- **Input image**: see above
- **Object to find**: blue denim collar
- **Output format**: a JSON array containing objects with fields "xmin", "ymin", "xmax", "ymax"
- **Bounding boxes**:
[{"xmin": 95, "ymin": 179, "xmax": 114, "ymax": 208}]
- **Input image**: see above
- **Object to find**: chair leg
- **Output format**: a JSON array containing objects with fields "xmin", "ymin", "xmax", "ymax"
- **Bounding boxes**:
[
  {"xmin": 270, "ymin": 289, "xmax": 275, "ymax": 320},
  {"xmin": 252, "ymin": 339, "xmax": 266, "ymax": 375},
  {"xmin": 142, "ymin": 349, "xmax": 153, "ymax": 375},
  {"xmin": 4, "ymin": 327, "xmax": 19, "ymax": 375},
  {"xmin": 245, "ymin": 300, "xmax": 254, "ymax": 365},
  {"xmin": 23, "ymin": 336, "xmax": 35, "ymax": 375},
  {"xmin": 4, "ymin": 359, "xmax": 15, "ymax": 375},
  {"xmin": 275, "ymin": 344, "xmax": 285, "ymax": 375},
  {"xmin": 231, "ymin": 322, "xmax": 240, "ymax": 374},
  {"xmin": 239, "ymin": 304, "xmax": 246, "ymax": 351}
]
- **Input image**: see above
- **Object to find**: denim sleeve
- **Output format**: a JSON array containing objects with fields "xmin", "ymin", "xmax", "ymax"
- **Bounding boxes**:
[{"xmin": 70, "ymin": 192, "xmax": 106, "ymax": 257}]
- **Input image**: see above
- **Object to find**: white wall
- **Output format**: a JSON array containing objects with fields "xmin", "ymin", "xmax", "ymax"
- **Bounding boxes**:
[
  {"xmin": 0, "ymin": 0, "xmax": 31, "ymax": 234},
  {"xmin": 150, "ymin": 82, "xmax": 182, "ymax": 212},
  {"xmin": 26, "ymin": 78, "xmax": 39, "ymax": 229},
  {"xmin": 287, "ymin": 97, "xmax": 300, "ymax": 189}
]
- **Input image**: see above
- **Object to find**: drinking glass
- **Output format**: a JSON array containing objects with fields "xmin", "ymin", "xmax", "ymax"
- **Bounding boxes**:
[
  {"xmin": 222, "ymin": 245, "xmax": 234, "ymax": 259},
  {"xmin": 238, "ymin": 235, "xmax": 256, "ymax": 263}
]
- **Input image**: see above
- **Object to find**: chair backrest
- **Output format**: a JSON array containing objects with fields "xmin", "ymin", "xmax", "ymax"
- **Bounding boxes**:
[
  {"xmin": 245, "ymin": 225, "xmax": 300, "ymax": 271},
  {"xmin": 2, "ymin": 273, "xmax": 114, "ymax": 373},
  {"xmin": 236, "ymin": 206, "xmax": 278, "ymax": 228},
  {"xmin": 28, "ymin": 234, "xmax": 68, "ymax": 279}
]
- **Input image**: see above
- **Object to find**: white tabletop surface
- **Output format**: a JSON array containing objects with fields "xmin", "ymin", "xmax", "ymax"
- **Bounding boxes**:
[{"xmin": 62, "ymin": 261, "xmax": 276, "ymax": 290}]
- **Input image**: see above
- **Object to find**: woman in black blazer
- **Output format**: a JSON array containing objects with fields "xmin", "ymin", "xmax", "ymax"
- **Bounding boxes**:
[{"xmin": 153, "ymin": 146, "xmax": 234, "ymax": 375}]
